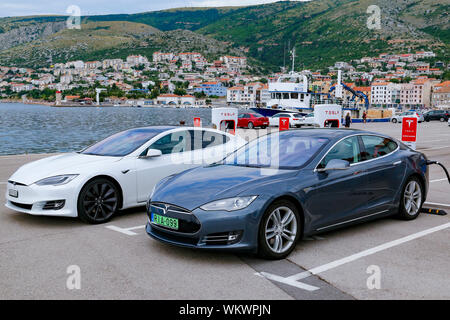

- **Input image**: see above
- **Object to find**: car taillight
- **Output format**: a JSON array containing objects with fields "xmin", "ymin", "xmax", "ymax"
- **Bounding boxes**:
[{"xmin": 293, "ymin": 118, "xmax": 299, "ymax": 120}]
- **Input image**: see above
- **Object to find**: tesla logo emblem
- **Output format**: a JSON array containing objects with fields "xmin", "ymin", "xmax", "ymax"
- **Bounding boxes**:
[
  {"xmin": 161, "ymin": 204, "xmax": 168, "ymax": 215},
  {"xmin": 281, "ymin": 120, "xmax": 287, "ymax": 124},
  {"xmin": 405, "ymin": 120, "xmax": 414, "ymax": 127}
]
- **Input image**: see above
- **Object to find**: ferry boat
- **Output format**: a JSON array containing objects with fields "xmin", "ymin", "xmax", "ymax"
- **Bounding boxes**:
[{"xmin": 251, "ymin": 49, "xmax": 369, "ymax": 118}]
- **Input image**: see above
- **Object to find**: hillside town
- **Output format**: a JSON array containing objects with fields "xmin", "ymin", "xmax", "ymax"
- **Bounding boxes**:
[{"xmin": 0, "ymin": 49, "xmax": 448, "ymax": 110}]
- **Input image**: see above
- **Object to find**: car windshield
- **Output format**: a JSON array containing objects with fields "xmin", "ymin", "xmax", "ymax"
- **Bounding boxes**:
[
  {"xmin": 81, "ymin": 128, "xmax": 163, "ymax": 157},
  {"xmin": 223, "ymin": 132, "xmax": 329, "ymax": 169}
]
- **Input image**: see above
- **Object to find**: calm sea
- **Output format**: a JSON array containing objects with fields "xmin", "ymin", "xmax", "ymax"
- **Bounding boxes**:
[{"xmin": 0, "ymin": 103, "xmax": 214, "ymax": 155}]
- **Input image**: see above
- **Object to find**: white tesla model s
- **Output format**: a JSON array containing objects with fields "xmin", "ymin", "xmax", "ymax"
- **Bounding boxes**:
[{"xmin": 5, "ymin": 126, "xmax": 245, "ymax": 224}]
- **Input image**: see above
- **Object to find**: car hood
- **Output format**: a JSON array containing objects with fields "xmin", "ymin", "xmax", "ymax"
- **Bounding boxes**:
[
  {"xmin": 9, "ymin": 153, "xmax": 121, "ymax": 185},
  {"xmin": 152, "ymin": 164, "xmax": 297, "ymax": 211}
]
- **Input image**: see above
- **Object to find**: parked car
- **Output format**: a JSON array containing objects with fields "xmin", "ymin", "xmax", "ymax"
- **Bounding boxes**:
[
  {"xmin": 391, "ymin": 111, "xmax": 424, "ymax": 123},
  {"xmin": 297, "ymin": 112, "xmax": 317, "ymax": 127},
  {"xmin": 5, "ymin": 127, "xmax": 245, "ymax": 224},
  {"xmin": 448, "ymin": 118, "xmax": 450, "ymax": 127},
  {"xmin": 269, "ymin": 113, "xmax": 305, "ymax": 128},
  {"xmin": 424, "ymin": 109, "xmax": 450, "ymax": 122},
  {"xmin": 146, "ymin": 129, "xmax": 428, "ymax": 259},
  {"xmin": 238, "ymin": 113, "xmax": 269, "ymax": 129}
]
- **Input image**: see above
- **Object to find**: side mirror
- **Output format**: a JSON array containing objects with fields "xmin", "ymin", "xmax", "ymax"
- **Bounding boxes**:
[
  {"xmin": 140, "ymin": 149, "xmax": 162, "ymax": 159},
  {"xmin": 317, "ymin": 159, "xmax": 350, "ymax": 172}
]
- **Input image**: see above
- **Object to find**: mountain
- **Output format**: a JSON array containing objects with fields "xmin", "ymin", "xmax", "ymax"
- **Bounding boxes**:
[
  {"xmin": 196, "ymin": 0, "xmax": 449, "ymax": 69},
  {"xmin": 0, "ymin": 21, "xmax": 245, "ymax": 68},
  {"xmin": 0, "ymin": 0, "xmax": 448, "ymax": 71}
]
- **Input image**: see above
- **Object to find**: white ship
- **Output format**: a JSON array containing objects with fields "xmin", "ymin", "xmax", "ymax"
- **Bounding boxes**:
[{"xmin": 251, "ymin": 49, "xmax": 369, "ymax": 117}]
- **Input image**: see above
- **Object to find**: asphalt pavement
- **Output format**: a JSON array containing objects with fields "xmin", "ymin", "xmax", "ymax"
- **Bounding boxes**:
[{"xmin": 0, "ymin": 122, "xmax": 449, "ymax": 299}]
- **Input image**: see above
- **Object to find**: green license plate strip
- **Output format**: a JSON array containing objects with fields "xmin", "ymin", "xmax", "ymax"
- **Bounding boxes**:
[{"xmin": 151, "ymin": 213, "xmax": 179, "ymax": 230}]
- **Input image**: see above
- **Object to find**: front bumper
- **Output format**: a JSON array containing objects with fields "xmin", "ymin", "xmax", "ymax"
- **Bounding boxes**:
[
  {"xmin": 146, "ymin": 202, "xmax": 263, "ymax": 253},
  {"xmin": 4, "ymin": 181, "xmax": 79, "ymax": 217}
]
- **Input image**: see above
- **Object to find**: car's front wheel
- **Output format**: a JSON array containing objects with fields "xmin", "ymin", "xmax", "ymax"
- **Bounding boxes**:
[
  {"xmin": 392, "ymin": 118, "xmax": 398, "ymax": 123},
  {"xmin": 258, "ymin": 200, "xmax": 301, "ymax": 259},
  {"xmin": 248, "ymin": 122, "xmax": 254, "ymax": 129},
  {"xmin": 397, "ymin": 177, "xmax": 423, "ymax": 220},
  {"xmin": 77, "ymin": 178, "xmax": 120, "ymax": 224}
]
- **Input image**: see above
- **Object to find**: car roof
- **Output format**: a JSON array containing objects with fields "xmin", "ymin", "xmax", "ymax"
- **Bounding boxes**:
[
  {"xmin": 125, "ymin": 126, "xmax": 177, "ymax": 134},
  {"xmin": 277, "ymin": 128, "xmax": 390, "ymax": 141}
]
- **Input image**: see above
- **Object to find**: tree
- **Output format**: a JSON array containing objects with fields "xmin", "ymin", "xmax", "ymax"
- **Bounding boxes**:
[{"xmin": 174, "ymin": 87, "xmax": 187, "ymax": 96}]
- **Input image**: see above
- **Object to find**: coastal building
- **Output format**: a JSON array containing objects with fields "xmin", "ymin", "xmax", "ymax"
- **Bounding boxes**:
[
  {"xmin": 126, "ymin": 55, "xmax": 149, "ymax": 67},
  {"xmin": 10, "ymin": 83, "xmax": 34, "ymax": 92},
  {"xmin": 85, "ymin": 61, "xmax": 102, "ymax": 69},
  {"xmin": 156, "ymin": 94, "xmax": 196, "ymax": 106},
  {"xmin": 431, "ymin": 82, "xmax": 450, "ymax": 108},
  {"xmin": 226, "ymin": 82, "xmax": 268, "ymax": 106},
  {"xmin": 152, "ymin": 52, "xmax": 175, "ymax": 63},
  {"xmin": 194, "ymin": 82, "xmax": 227, "ymax": 97}
]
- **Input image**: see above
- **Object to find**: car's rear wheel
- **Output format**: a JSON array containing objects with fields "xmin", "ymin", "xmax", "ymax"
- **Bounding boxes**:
[
  {"xmin": 78, "ymin": 178, "xmax": 119, "ymax": 224},
  {"xmin": 258, "ymin": 200, "xmax": 301, "ymax": 260},
  {"xmin": 248, "ymin": 122, "xmax": 254, "ymax": 129},
  {"xmin": 397, "ymin": 177, "xmax": 423, "ymax": 220},
  {"xmin": 392, "ymin": 118, "xmax": 398, "ymax": 123},
  {"xmin": 440, "ymin": 117, "xmax": 445, "ymax": 122}
]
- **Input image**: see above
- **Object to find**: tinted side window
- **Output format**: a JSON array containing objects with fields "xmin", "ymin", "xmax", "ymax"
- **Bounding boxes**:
[
  {"xmin": 361, "ymin": 135, "xmax": 398, "ymax": 160},
  {"xmin": 149, "ymin": 131, "xmax": 191, "ymax": 155},
  {"xmin": 201, "ymin": 131, "xmax": 230, "ymax": 149},
  {"xmin": 318, "ymin": 136, "xmax": 362, "ymax": 168}
]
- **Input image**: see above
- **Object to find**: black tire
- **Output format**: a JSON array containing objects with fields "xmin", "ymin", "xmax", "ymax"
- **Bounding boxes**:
[
  {"xmin": 77, "ymin": 178, "xmax": 120, "ymax": 224},
  {"xmin": 248, "ymin": 122, "xmax": 254, "ymax": 129},
  {"xmin": 397, "ymin": 176, "xmax": 423, "ymax": 221},
  {"xmin": 261, "ymin": 126, "xmax": 267, "ymax": 129},
  {"xmin": 258, "ymin": 200, "xmax": 301, "ymax": 260},
  {"xmin": 392, "ymin": 118, "xmax": 398, "ymax": 123},
  {"xmin": 440, "ymin": 117, "xmax": 445, "ymax": 122}
]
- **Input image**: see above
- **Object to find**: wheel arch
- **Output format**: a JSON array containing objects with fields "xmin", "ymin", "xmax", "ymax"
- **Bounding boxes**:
[
  {"xmin": 264, "ymin": 195, "xmax": 305, "ymax": 237},
  {"xmin": 79, "ymin": 175, "xmax": 124, "ymax": 209}
]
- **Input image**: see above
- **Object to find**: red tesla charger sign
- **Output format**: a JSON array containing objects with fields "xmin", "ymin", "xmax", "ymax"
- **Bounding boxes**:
[
  {"xmin": 279, "ymin": 117, "xmax": 290, "ymax": 131},
  {"xmin": 193, "ymin": 117, "xmax": 202, "ymax": 127},
  {"xmin": 401, "ymin": 117, "xmax": 417, "ymax": 149}
]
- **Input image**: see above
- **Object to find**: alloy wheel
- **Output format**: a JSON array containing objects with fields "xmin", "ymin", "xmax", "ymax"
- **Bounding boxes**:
[
  {"xmin": 265, "ymin": 207, "xmax": 297, "ymax": 254},
  {"xmin": 403, "ymin": 181, "xmax": 422, "ymax": 216},
  {"xmin": 82, "ymin": 182, "xmax": 118, "ymax": 221}
]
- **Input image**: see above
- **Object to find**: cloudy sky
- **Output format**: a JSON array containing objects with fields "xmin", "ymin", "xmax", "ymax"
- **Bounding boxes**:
[{"xmin": 0, "ymin": 0, "xmax": 307, "ymax": 17}]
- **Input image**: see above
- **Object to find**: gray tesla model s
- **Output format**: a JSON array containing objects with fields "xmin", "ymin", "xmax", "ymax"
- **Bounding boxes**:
[{"xmin": 146, "ymin": 129, "xmax": 429, "ymax": 259}]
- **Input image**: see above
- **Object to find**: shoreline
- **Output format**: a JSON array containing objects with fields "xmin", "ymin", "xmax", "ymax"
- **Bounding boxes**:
[{"xmin": 0, "ymin": 100, "xmax": 222, "ymax": 108}]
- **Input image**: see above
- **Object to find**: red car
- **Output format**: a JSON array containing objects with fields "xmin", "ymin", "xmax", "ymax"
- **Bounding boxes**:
[{"xmin": 237, "ymin": 113, "xmax": 269, "ymax": 129}]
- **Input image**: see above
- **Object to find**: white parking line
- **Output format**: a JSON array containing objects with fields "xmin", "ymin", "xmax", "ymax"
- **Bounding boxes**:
[
  {"xmin": 430, "ymin": 178, "xmax": 448, "ymax": 183},
  {"xmin": 426, "ymin": 146, "xmax": 450, "ymax": 151},
  {"xmin": 106, "ymin": 225, "xmax": 145, "ymax": 236},
  {"xmin": 420, "ymin": 139, "xmax": 444, "ymax": 143},
  {"xmin": 259, "ymin": 222, "xmax": 450, "ymax": 291},
  {"xmin": 424, "ymin": 202, "xmax": 450, "ymax": 208}
]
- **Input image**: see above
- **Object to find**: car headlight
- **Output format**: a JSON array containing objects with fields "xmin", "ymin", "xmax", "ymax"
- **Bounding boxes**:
[
  {"xmin": 34, "ymin": 175, "xmax": 79, "ymax": 186},
  {"xmin": 200, "ymin": 196, "xmax": 257, "ymax": 212}
]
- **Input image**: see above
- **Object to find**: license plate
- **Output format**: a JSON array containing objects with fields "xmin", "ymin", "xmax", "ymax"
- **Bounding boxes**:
[
  {"xmin": 151, "ymin": 213, "xmax": 179, "ymax": 230},
  {"xmin": 9, "ymin": 189, "xmax": 18, "ymax": 198}
]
